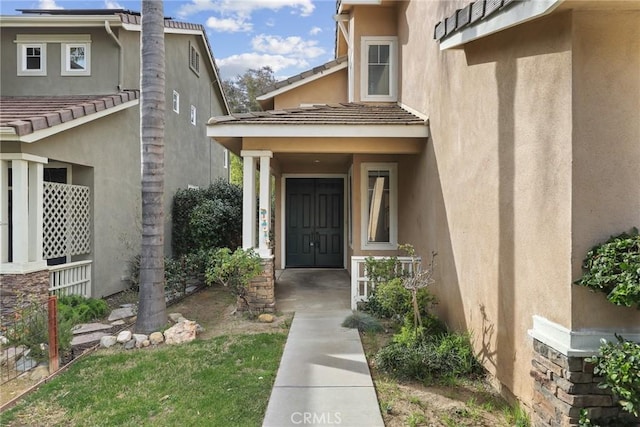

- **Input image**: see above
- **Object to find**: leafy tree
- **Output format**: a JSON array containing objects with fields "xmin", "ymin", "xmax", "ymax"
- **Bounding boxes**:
[
  {"xmin": 222, "ymin": 66, "xmax": 276, "ymax": 113},
  {"xmin": 136, "ymin": 0, "xmax": 167, "ymax": 334}
]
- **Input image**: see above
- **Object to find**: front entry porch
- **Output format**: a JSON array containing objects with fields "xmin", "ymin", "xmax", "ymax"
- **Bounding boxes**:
[{"xmin": 275, "ymin": 269, "xmax": 350, "ymax": 312}]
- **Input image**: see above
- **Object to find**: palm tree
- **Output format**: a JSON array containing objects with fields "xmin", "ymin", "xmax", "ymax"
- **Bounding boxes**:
[{"xmin": 136, "ymin": 0, "xmax": 167, "ymax": 334}]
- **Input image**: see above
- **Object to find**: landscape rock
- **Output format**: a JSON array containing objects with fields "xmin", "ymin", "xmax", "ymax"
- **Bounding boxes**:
[
  {"xmin": 72, "ymin": 331, "xmax": 109, "ymax": 347},
  {"xmin": 71, "ymin": 323, "xmax": 112, "ymax": 335},
  {"xmin": 149, "ymin": 332, "xmax": 164, "ymax": 345},
  {"xmin": 116, "ymin": 330, "xmax": 132, "ymax": 343},
  {"xmin": 133, "ymin": 334, "xmax": 148, "ymax": 347},
  {"xmin": 1, "ymin": 345, "xmax": 27, "ymax": 368},
  {"xmin": 258, "ymin": 313, "xmax": 275, "ymax": 323},
  {"xmin": 124, "ymin": 339, "xmax": 136, "ymax": 350},
  {"xmin": 16, "ymin": 355, "xmax": 37, "ymax": 372},
  {"xmin": 164, "ymin": 320, "xmax": 197, "ymax": 345},
  {"xmin": 100, "ymin": 336, "xmax": 117, "ymax": 348},
  {"xmin": 110, "ymin": 320, "xmax": 126, "ymax": 326},
  {"xmin": 108, "ymin": 307, "xmax": 136, "ymax": 322},
  {"xmin": 30, "ymin": 365, "xmax": 49, "ymax": 381},
  {"xmin": 142, "ymin": 340, "xmax": 150, "ymax": 347},
  {"xmin": 168, "ymin": 313, "xmax": 184, "ymax": 323},
  {"xmin": 0, "ymin": 335, "xmax": 8, "ymax": 345}
]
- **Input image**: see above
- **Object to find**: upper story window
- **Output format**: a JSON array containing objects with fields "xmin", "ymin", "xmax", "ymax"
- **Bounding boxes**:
[
  {"xmin": 173, "ymin": 91, "xmax": 180, "ymax": 114},
  {"xmin": 61, "ymin": 43, "xmax": 90, "ymax": 76},
  {"xmin": 189, "ymin": 42, "xmax": 200, "ymax": 76},
  {"xmin": 190, "ymin": 105, "xmax": 197, "ymax": 125},
  {"xmin": 17, "ymin": 43, "xmax": 47, "ymax": 76},
  {"xmin": 361, "ymin": 36, "xmax": 397, "ymax": 102},
  {"xmin": 361, "ymin": 162, "xmax": 397, "ymax": 250}
]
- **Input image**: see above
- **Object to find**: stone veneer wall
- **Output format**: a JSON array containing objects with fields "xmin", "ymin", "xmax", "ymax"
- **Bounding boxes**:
[
  {"xmin": 240, "ymin": 257, "xmax": 275, "ymax": 313},
  {"xmin": 530, "ymin": 339, "xmax": 640, "ymax": 427},
  {"xmin": 0, "ymin": 270, "xmax": 50, "ymax": 320}
]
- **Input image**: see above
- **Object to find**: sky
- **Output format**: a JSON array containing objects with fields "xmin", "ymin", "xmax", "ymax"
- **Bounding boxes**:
[{"xmin": 0, "ymin": 0, "xmax": 339, "ymax": 81}]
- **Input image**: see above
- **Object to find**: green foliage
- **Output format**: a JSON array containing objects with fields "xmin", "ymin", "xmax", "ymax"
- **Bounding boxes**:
[
  {"xmin": 375, "ymin": 331, "xmax": 482, "ymax": 382},
  {"xmin": 172, "ymin": 179, "xmax": 243, "ymax": 256},
  {"xmin": 129, "ymin": 251, "xmax": 209, "ymax": 295},
  {"xmin": 58, "ymin": 295, "xmax": 109, "ymax": 324},
  {"xmin": 575, "ymin": 228, "xmax": 640, "ymax": 308},
  {"xmin": 341, "ymin": 312, "xmax": 384, "ymax": 333},
  {"xmin": 205, "ymin": 248, "xmax": 262, "ymax": 311},
  {"xmin": 589, "ymin": 335, "xmax": 640, "ymax": 417},
  {"xmin": 222, "ymin": 66, "xmax": 276, "ymax": 113},
  {"xmin": 392, "ymin": 315, "xmax": 447, "ymax": 347},
  {"xmin": 365, "ymin": 255, "xmax": 404, "ymax": 285}
]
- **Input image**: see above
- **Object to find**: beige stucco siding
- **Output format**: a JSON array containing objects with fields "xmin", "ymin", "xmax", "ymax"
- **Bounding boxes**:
[
  {"xmin": 398, "ymin": 2, "xmax": 575, "ymax": 403},
  {"xmin": 274, "ymin": 70, "xmax": 348, "ymax": 109},
  {"xmin": 570, "ymin": 11, "xmax": 640, "ymax": 329}
]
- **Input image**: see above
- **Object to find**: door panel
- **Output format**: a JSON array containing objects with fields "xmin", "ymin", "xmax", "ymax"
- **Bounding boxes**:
[{"xmin": 286, "ymin": 178, "xmax": 343, "ymax": 268}]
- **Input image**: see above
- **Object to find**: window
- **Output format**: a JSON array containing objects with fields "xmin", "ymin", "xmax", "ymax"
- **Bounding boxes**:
[
  {"xmin": 361, "ymin": 36, "xmax": 397, "ymax": 102},
  {"xmin": 189, "ymin": 42, "xmax": 200, "ymax": 75},
  {"xmin": 190, "ymin": 105, "xmax": 196, "ymax": 125},
  {"xmin": 17, "ymin": 43, "xmax": 46, "ymax": 75},
  {"xmin": 173, "ymin": 91, "xmax": 180, "ymax": 114},
  {"xmin": 61, "ymin": 43, "xmax": 90, "ymax": 75},
  {"xmin": 361, "ymin": 163, "xmax": 397, "ymax": 250}
]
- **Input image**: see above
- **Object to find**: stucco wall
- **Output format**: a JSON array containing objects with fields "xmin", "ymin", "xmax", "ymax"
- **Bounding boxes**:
[
  {"xmin": 398, "ymin": 1, "xmax": 575, "ymax": 404},
  {"xmin": 570, "ymin": 10, "xmax": 640, "ymax": 329},
  {"xmin": 274, "ymin": 70, "xmax": 348, "ymax": 109},
  {"xmin": 0, "ymin": 27, "xmax": 120, "ymax": 96}
]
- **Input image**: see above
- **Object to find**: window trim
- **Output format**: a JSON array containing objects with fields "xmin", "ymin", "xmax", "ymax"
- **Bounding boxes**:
[
  {"xmin": 190, "ymin": 105, "xmax": 197, "ymax": 125},
  {"xmin": 61, "ymin": 42, "xmax": 91, "ymax": 76},
  {"xmin": 173, "ymin": 91, "xmax": 180, "ymax": 114},
  {"xmin": 360, "ymin": 36, "xmax": 398, "ymax": 102},
  {"xmin": 360, "ymin": 162, "xmax": 397, "ymax": 250},
  {"xmin": 17, "ymin": 43, "xmax": 47, "ymax": 76},
  {"xmin": 223, "ymin": 149, "xmax": 229, "ymax": 169},
  {"xmin": 189, "ymin": 41, "xmax": 200, "ymax": 76}
]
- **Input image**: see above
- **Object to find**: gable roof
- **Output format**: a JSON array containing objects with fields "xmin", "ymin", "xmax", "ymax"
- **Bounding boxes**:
[
  {"xmin": 0, "ymin": 91, "xmax": 139, "ymax": 142},
  {"xmin": 208, "ymin": 103, "xmax": 428, "ymax": 140},
  {"xmin": 257, "ymin": 56, "xmax": 348, "ymax": 104}
]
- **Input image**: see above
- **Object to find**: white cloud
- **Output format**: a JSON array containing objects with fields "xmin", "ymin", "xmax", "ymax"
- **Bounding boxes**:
[
  {"xmin": 309, "ymin": 26, "xmax": 322, "ymax": 36},
  {"xmin": 38, "ymin": 0, "xmax": 63, "ymax": 9},
  {"xmin": 178, "ymin": 0, "xmax": 314, "ymax": 18},
  {"xmin": 104, "ymin": 0, "xmax": 123, "ymax": 9},
  {"xmin": 217, "ymin": 53, "xmax": 308, "ymax": 79},
  {"xmin": 252, "ymin": 34, "xmax": 325, "ymax": 59},
  {"xmin": 206, "ymin": 16, "xmax": 252, "ymax": 33}
]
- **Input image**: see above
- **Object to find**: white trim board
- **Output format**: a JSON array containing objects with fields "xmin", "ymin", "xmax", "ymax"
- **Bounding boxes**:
[
  {"xmin": 257, "ymin": 61, "xmax": 347, "ymax": 102},
  {"xmin": 528, "ymin": 315, "xmax": 640, "ymax": 357},
  {"xmin": 207, "ymin": 123, "xmax": 429, "ymax": 139}
]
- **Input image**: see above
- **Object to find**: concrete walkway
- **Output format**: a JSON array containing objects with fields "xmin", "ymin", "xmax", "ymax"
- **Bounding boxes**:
[{"xmin": 262, "ymin": 270, "xmax": 384, "ymax": 427}]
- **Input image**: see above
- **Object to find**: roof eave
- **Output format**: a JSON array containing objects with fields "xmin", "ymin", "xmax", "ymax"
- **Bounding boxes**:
[
  {"xmin": 0, "ymin": 14, "xmax": 123, "ymax": 27},
  {"xmin": 207, "ymin": 123, "xmax": 429, "ymax": 139}
]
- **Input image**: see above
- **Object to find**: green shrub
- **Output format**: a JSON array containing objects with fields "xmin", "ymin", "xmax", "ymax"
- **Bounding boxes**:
[
  {"xmin": 129, "ymin": 251, "xmax": 210, "ymax": 292},
  {"xmin": 172, "ymin": 179, "xmax": 242, "ymax": 256},
  {"xmin": 392, "ymin": 315, "xmax": 447, "ymax": 347},
  {"xmin": 205, "ymin": 248, "xmax": 262, "ymax": 312},
  {"xmin": 574, "ymin": 228, "xmax": 640, "ymax": 308},
  {"xmin": 342, "ymin": 312, "xmax": 384, "ymax": 333},
  {"xmin": 589, "ymin": 335, "xmax": 640, "ymax": 417},
  {"xmin": 375, "ymin": 331, "xmax": 482, "ymax": 382},
  {"xmin": 58, "ymin": 295, "xmax": 109, "ymax": 323}
]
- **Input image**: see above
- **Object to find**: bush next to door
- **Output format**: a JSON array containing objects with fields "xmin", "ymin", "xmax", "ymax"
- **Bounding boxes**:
[{"xmin": 172, "ymin": 179, "xmax": 242, "ymax": 256}]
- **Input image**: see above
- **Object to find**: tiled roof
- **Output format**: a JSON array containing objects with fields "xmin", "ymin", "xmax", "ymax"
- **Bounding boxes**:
[
  {"xmin": 116, "ymin": 11, "xmax": 205, "ymax": 32},
  {"xmin": 209, "ymin": 103, "xmax": 426, "ymax": 126},
  {"xmin": 259, "ymin": 56, "xmax": 348, "ymax": 97},
  {"xmin": 434, "ymin": 0, "xmax": 518, "ymax": 41},
  {"xmin": 0, "ymin": 91, "xmax": 139, "ymax": 136}
]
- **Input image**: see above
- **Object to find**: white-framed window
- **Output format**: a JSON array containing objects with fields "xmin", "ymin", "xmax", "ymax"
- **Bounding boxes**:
[
  {"xmin": 223, "ymin": 149, "xmax": 229, "ymax": 169},
  {"xmin": 173, "ymin": 91, "xmax": 180, "ymax": 114},
  {"xmin": 61, "ymin": 43, "xmax": 90, "ymax": 75},
  {"xmin": 189, "ymin": 42, "xmax": 200, "ymax": 76},
  {"xmin": 17, "ymin": 43, "xmax": 46, "ymax": 76},
  {"xmin": 190, "ymin": 105, "xmax": 197, "ymax": 125},
  {"xmin": 361, "ymin": 36, "xmax": 397, "ymax": 102},
  {"xmin": 360, "ymin": 162, "xmax": 397, "ymax": 250}
]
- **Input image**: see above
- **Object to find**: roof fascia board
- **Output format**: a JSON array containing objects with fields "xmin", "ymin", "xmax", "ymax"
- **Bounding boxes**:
[
  {"xmin": 1, "ymin": 99, "xmax": 139, "ymax": 143},
  {"xmin": 397, "ymin": 102, "xmax": 429, "ymax": 122},
  {"xmin": 256, "ymin": 61, "xmax": 348, "ymax": 101},
  {"xmin": 0, "ymin": 15, "xmax": 122, "ymax": 27},
  {"xmin": 440, "ymin": 0, "xmax": 564, "ymax": 50},
  {"xmin": 338, "ymin": 0, "xmax": 381, "ymax": 13},
  {"xmin": 207, "ymin": 123, "xmax": 429, "ymax": 139}
]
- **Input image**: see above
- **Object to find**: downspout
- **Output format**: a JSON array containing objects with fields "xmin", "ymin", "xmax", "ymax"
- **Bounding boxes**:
[{"xmin": 104, "ymin": 21, "xmax": 123, "ymax": 91}]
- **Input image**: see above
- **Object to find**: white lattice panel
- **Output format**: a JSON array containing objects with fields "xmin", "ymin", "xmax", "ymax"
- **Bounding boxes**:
[{"xmin": 43, "ymin": 182, "xmax": 91, "ymax": 259}]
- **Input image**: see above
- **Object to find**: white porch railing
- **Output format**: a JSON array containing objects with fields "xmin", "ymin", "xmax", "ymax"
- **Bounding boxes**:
[
  {"xmin": 49, "ymin": 260, "xmax": 92, "ymax": 298},
  {"xmin": 350, "ymin": 256, "xmax": 420, "ymax": 310}
]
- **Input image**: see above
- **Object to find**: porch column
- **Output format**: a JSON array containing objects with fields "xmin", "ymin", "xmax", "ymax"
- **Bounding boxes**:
[
  {"xmin": 242, "ymin": 154, "xmax": 256, "ymax": 250},
  {"xmin": 28, "ymin": 162, "xmax": 44, "ymax": 262},
  {"xmin": 11, "ymin": 159, "xmax": 29, "ymax": 264},
  {"xmin": 0, "ymin": 160, "xmax": 8, "ymax": 263},
  {"xmin": 258, "ymin": 153, "xmax": 272, "ymax": 257}
]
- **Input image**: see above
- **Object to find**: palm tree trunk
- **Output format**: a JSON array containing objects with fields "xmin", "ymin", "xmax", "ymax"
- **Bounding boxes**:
[{"xmin": 136, "ymin": 0, "xmax": 167, "ymax": 334}]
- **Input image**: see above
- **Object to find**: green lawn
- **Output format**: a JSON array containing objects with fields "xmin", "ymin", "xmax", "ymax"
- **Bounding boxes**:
[{"xmin": 1, "ymin": 333, "xmax": 286, "ymax": 427}]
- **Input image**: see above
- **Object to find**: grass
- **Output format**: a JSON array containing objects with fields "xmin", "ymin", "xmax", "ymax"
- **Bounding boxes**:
[{"xmin": 1, "ymin": 333, "xmax": 286, "ymax": 427}]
